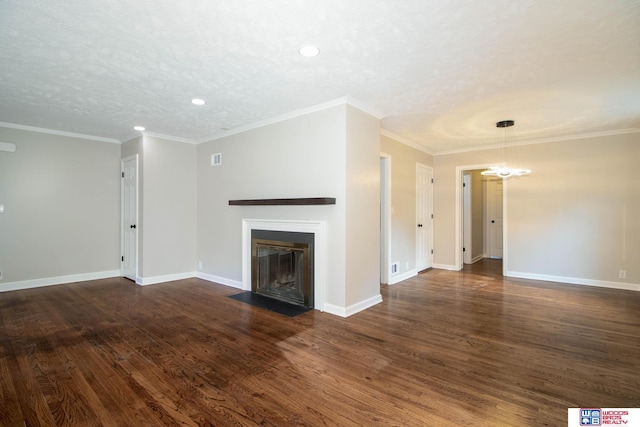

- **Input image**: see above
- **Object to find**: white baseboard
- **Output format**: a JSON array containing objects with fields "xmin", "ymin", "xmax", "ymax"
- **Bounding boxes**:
[
  {"xmin": 506, "ymin": 270, "xmax": 640, "ymax": 292},
  {"xmin": 195, "ymin": 272, "xmax": 243, "ymax": 289},
  {"xmin": 389, "ymin": 269, "xmax": 417, "ymax": 285},
  {"xmin": 471, "ymin": 254, "xmax": 485, "ymax": 264},
  {"xmin": 0, "ymin": 270, "xmax": 121, "ymax": 293},
  {"xmin": 324, "ymin": 293, "xmax": 383, "ymax": 318},
  {"xmin": 136, "ymin": 271, "xmax": 197, "ymax": 286},
  {"xmin": 432, "ymin": 263, "xmax": 459, "ymax": 271}
]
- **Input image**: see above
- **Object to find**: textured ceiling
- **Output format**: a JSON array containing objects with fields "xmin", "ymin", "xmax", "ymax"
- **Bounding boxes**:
[{"xmin": 1, "ymin": 0, "xmax": 639, "ymax": 153}]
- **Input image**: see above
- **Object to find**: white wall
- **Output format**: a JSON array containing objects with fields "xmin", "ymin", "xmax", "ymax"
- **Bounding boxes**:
[
  {"xmin": 433, "ymin": 132, "xmax": 640, "ymax": 290},
  {"xmin": 0, "ymin": 126, "xmax": 121, "ymax": 289}
]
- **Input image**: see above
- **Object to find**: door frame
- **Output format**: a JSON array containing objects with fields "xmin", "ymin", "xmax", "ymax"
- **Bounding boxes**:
[
  {"xmin": 380, "ymin": 153, "xmax": 392, "ymax": 285},
  {"xmin": 121, "ymin": 154, "xmax": 139, "ymax": 281},
  {"xmin": 455, "ymin": 164, "xmax": 507, "ymax": 275},
  {"xmin": 462, "ymin": 173, "xmax": 472, "ymax": 264}
]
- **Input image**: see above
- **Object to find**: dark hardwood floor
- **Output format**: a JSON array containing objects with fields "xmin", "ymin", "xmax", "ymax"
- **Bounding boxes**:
[{"xmin": 1, "ymin": 259, "xmax": 638, "ymax": 426}]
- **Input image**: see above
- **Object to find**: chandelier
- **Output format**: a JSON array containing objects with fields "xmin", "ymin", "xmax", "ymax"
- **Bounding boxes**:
[{"xmin": 481, "ymin": 120, "xmax": 531, "ymax": 179}]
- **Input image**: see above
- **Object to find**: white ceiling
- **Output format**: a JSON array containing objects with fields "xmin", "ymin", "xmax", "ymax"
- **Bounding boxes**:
[{"xmin": 1, "ymin": 0, "xmax": 639, "ymax": 153}]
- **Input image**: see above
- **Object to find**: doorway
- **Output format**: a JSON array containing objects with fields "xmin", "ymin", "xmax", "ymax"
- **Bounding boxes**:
[{"xmin": 456, "ymin": 165, "xmax": 507, "ymax": 274}]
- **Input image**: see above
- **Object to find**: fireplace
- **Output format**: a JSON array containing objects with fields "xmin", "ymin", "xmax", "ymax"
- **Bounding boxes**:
[{"xmin": 251, "ymin": 230, "xmax": 314, "ymax": 307}]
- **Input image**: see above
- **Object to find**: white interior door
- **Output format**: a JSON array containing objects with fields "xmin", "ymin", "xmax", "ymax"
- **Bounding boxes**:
[
  {"xmin": 416, "ymin": 165, "xmax": 433, "ymax": 271},
  {"xmin": 487, "ymin": 178, "xmax": 503, "ymax": 259},
  {"xmin": 122, "ymin": 156, "xmax": 138, "ymax": 281}
]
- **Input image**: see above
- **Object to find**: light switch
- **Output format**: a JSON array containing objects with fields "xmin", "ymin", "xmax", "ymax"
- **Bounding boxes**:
[{"xmin": 0, "ymin": 204, "xmax": 4, "ymax": 213}]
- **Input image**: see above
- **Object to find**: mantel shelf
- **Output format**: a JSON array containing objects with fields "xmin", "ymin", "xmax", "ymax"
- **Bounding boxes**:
[{"xmin": 229, "ymin": 197, "xmax": 336, "ymax": 206}]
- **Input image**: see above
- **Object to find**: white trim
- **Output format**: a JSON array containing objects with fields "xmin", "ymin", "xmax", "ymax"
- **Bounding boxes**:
[
  {"xmin": 463, "ymin": 173, "xmax": 472, "ymax": 265},
  {"xmin": 324, "ymin": 294, "xmax": 383, "ymax": 318},
  {"xmin": 201, "ymin": 97, "xmax": 383, "ymax": 143},
  {"xmin": 242, "ymin": 219, "xmax": 327, "ymax": 312},
  {"xmin": 136, "ymin": 271, "xmax": 196, "ymax": 286},
  {"xmin": 196, "ymin": 272, "xmax": 243, "ymax": 289},
  {"xmin": 470, "ymin": 254, "xmax": 485, "ymax": 264},
  {"xmin": 380, "ymin": 129, "xmax": 434, "ymax": 155},
  {"xmin": 389, "ymin": 269, "xmax": 418, "ymax": 285},
  {"xmin": 506, "ymin": 271, "xmax": 640, "ymax": 292},
  {"xmin": 345, "ymin": 96, "xmax": 386, "ymax": 119},
  {"xmin": 434, "ymin": 128, "xmax": 640, "ymax": 156},
  {"xmin": 142, "ymin": 132, "xmax": 197, "ymax": 144},
  {"xmin": 0, "ymin": 270, "xmax": 121, "ymax": 293},
  {"xmin": 0, "ymin": 121, "xmax": 121, "ymax": 144},
  {"xmin": 433, "ymin": 264, "xmax": 460, "ymax": 271},
  {"xmin": 502, "ymin": 178, "xmax": 509, "ymax": 276}
]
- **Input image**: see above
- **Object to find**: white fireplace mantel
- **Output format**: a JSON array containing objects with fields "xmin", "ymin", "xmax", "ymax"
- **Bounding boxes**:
[{"xmin": 242, "ymin": 219, "xmax": 326, "ymax": 312}]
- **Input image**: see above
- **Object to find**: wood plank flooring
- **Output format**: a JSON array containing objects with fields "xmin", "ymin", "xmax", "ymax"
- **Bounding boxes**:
[{"xmin": 1, "ymin": 259, "xmax": 638, "ymax": 426}]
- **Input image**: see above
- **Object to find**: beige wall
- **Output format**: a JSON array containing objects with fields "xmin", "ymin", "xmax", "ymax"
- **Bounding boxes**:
[
  {"xmin": 471, "ymin": 170, "xmax": 485, "ymax": 260},
  {"xmin": 345, "ymin": 105, "xmax": 381, "ymax": 307},
  {"xmin": 196, "ymin": 105, "xmax": 347, "ymax": 299},
  {"xmin": 433, "ymin": 132, "xmax": 640, "ymax": 289},
  {"xmin": 380, "ymin": 134, "xmax": 433, "ymax": 278},
  {"xmin": 140, "ymin": 135, "xmax": 197, "ymax": 280},
  {"xmin": 0, "ymin": 126, "xmax": 121, "ymax": 287},
  {"xmin": 120, "ymin": 135, "xmax": 197, "ymax": 282}
]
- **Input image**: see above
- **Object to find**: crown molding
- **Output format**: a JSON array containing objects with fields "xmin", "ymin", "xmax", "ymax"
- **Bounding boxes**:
[
  {"xmin": 0, "ymin": 121, "xmax": 121, "ymax": 144},
  {"xmin": 345, "ymin": 96, "xmax": 386, "ymax": 120},
  {"xmin": 380, "ymin": 129, "xmax": 434, "ymax": 156},
  {"xmin": 143, "ymin": 132, "xmax": 197, "ymax": 144},
  {"xmin": 433, "ymin": 127, "xmax": 640, "ymax": 156}
]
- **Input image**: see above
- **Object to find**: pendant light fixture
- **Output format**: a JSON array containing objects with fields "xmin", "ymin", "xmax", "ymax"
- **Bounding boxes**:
[{"xmin": 481, "ymin": 120, "xmax": 531, "ymax": 179}]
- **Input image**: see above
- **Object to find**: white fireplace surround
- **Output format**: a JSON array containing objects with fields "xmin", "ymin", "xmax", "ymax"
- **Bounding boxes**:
[{"xmin": 242, "ymin": 219, "xmax": 326, "ymax": 312}]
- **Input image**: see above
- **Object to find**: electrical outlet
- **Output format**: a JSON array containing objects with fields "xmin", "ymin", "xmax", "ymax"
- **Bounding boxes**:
[
  {"xmin": 0, "ymin": 269, "xmax": 3, "ymax": 280},
  {"xmin": 198, "ymin": 261, "xmax": 203, "ymax": 270},
  {"xmin": 619, "ymin": 270, "xmax": 626, "ymax": 279}
]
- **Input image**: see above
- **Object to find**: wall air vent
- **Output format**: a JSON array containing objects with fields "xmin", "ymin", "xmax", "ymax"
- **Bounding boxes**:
[
  {"xmin": 391, "ymin": 262, "xmax": 399, "ymax": 275},
  {"xmin": 211, "ymin": 153, "xmax": 222, "ymax": 166}
]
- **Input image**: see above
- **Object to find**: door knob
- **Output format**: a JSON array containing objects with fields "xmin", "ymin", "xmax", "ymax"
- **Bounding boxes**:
[
  {"xmin": 417, "ymin": 224, "xmax": 423, "ymax": 228},
  {"xmin": 491, "ymin": 220, "xmax": 495, "ymax": 223},
  {"xmin": 130, "ymin": 224, "xmax": 137, "ymax": 229}
]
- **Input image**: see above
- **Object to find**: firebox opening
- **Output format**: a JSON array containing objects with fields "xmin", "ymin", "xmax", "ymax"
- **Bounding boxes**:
[{"xmin": 251, "ymin": 230, "xmax": 314, "ymax": 308}]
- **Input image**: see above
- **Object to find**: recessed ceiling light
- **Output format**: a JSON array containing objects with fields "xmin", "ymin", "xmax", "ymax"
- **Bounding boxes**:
[
  {"xmin": 134, "ymin": 126, "xmax": 145, "ymax": 131},
  {"xmin": 191, "ymin": 98, "xmax": 206, "ymax": 106},
  {"xmin": 299, "ymin": 45, "xmax": 320, "ymax": 57}
]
